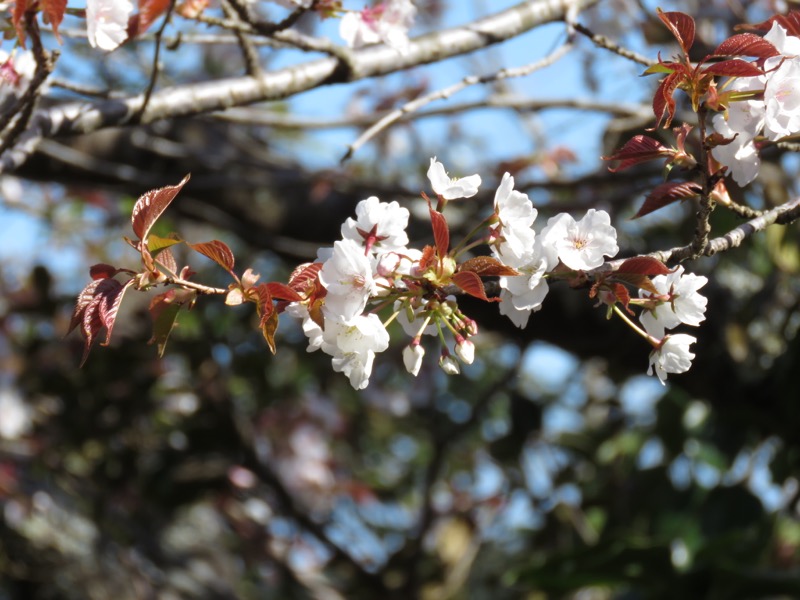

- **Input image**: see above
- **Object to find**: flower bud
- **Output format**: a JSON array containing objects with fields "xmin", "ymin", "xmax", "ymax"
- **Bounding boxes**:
[
  {"xmin": 403, "ymin": 342, "xmax": 425, "ymax": 376},
  {"xmin": 439, "ymin": 353, "xmax": 460, "ymax": 375},
  {"xmin": 454, "ymin": 338, "xmax": 475, "ymax": 365}
]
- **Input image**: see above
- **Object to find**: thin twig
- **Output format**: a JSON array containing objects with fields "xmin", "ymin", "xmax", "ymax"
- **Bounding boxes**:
[
  {"xmin": 221, "ymin": 0, "xmax": 262, "ymax": 76},
  {"xmin": 571, "ymin": 21, "xmax": 657, "ymax": 67},
  {"xmin": 342, "ymin": 42, "xmax": 574, "ymax": 162},
  {"xmin": 0, "ymin": 19, "xmax": 58, "ymax": 155},
  {"xmin": 133, "ymin": 0, "xmax": 177, "ymax": 123}
]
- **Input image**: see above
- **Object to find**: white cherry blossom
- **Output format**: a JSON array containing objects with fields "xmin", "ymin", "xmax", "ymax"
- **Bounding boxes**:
[
  {"xmin": 321, "ymin": 314, "xmax": 390, "ymax": 389},
  {"xmin": 639, "ymin": 266, "xmax": 708, "ymax": 338},
  {"xmin": 439, "ymin": 354, "xmax": 460, "ymax": 375},
  {"xmin": 540, "ymin": 209, "xmax": 618, "ymax": 271},
  {"xmin": 496, "ymin": 239, "xmax": 558, "ymax": 329},
  {"xmin": 341, "ymin": 196, "xmax": 410, "ymax": 254},
  {"xmin": 648, "ymin": 334, "xmax": 696, "ymax": 385},
  {"xmin": 339, "ymin": 0, "xmax": 417, "ymax": 52},
  {"xmin": 427, "ymin": 158, "xmax": 482, "ymax": 200},
  {"xmin": 711, "ymin": 76, "xmax": 765, "ymax": 186},
  {"xmin": 319, "ymin": 239, "xmax": 376, "ymax": 320},
  {"xmin": 0, "ymin": 50, "xmax": 35, "ymax": 109},
  {"xmin": 285, "ymin": 303, "xmax": 324, "ymax": 352},
  {"xmin": 454, "ymin": 338, "xmax": 475, "ymax": 365},
  {"xmin": 763, "ymin": 56, "xmax": 800, "ymax": 141},
  {"xmin": 493, "ymin": 172, "xmax": 537, "ymax": 260},
  {"xmin": 87, "ymin": 0, "xmax": 134, "ymax": 51}
]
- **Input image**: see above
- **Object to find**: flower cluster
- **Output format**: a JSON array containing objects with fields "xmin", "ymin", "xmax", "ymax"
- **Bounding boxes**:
[
  {"xmin": 279, "ymin": 157, "xmax": 705, "ymax": 389},
  {"xmin": 712, "ymin": 22, "xmax": 800, "ymax": 186}
]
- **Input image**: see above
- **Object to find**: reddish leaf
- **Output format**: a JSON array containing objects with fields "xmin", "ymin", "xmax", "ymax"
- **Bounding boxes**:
[
  {"xmin": 616, "ymin": 256, "xmax": 672, "ymax": 276},
  {"xmin": 612, "ymin": 272, "xmax": 660, "ymax": 295},
  {"xmin": 429, "ymin": 207, "xmax": 450, "ymax": 257},
  {"xmin": 289, "ymin": 262, "xmax": 323, "ymax": 295},
  {"xmin": 12, "ymin": 0, "xmax": 30, "ymax": 46},
  {"xmin": 737, "ymin": 11, "xmax": 800, "ymax": 38},
  {"xmin": 156, "ymin": 247, "xmax": 178, "ymax": 274},
  {"xmin": 266, "ymin": 282, "xmax": 303, "ymax": 302},
  {"xmin": 458, "ymin": 256, "xmax": 520, "ymax": 277},
  {"xmin": 418, "ymin": 245, "xmax": 436, "ymax": 272},
  {"xmin": 451, "ymin": 271, "xmax": 498, "ymax": 302},
  {"xmin": 89, "ymin": 263, "xmax": 120, "ymax": 280},
  {"xmin": 609, "ymin": 282, "xmax": 632, "ymax": 313},
  {"xmin": 657, "ymin": 9, "xmax": 696, "ymax": 55},
  {"xmin": 189, "ymin": 240, "xmax": 235, "ymax": 273},
  {"xmin": 71, "ymin": 277, "xmax": 132, "ymax": 366},
  {"xmin": 260, "ymin": 309, "xmax": 279, "ymax": 355},
  {"xmin": 99, "ymin": 278, "xmax": 135, "ymax": 347},
  {"xmin": 633, "ymin": 181, "xmax": 702, "ymax": 219},
  {"xmin": 128, "ymin": 0, "xmax": 172, "ymax": 38},
  {"xmin": 604, "ymin": 135, "xmax": 672, "ymax": 172},
  {"xmin": 69, "ymin": 279, "xmax": 105, "ymax": 335},
  {"xmin": 703, "ymin": 59, "xmax": 764, "ymax": 78},
  {"xmin": 131, "ymin": 174, "xmax": 190, "ymax": 241},
  {"xmin": 712, "ymin": 33, "xmax": 779, "ymax": 58},
  {"xmin": 41, "ymin": 0, "xmax": 67, "ymax": 41},
  {"xmin": 653, "ymin": 72, "xmax": 682, "ymax": 129},
  {"xmin": 176, "ymin": 0, "xmax": 210, "ymax": 18}
]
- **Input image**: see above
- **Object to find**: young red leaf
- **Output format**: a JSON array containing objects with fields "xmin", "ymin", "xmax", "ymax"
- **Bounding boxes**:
[
  {"xmin": 69, "ymin": 278, "xmax": 106, "ymax": 336},
  {"xmin": 429, "ymin": 206, "xmax": 450, "ymax": 257},
  {"xmin": 289, "ymin": 262, "xmax": 323, "ymax": 295},
  {"xmin": 265, "ymin": 282, "xmax": 303, "ymax": 302},
  {"xmin": 609, "ymin": 282, "xmax": 633, "ymax": 313},
  {"xmin": 633, "ymin": 181, "xmax": 702, "ymax": 219},
  {"xmin": 89, "ymin": 263, "xmax": 121, "ymax": 280},
  {"xmin": 12, "ymin": 0, "xmax": 30, "ymax": 46},
  {"xmin": 703, "ymin": 59, "xmax": 764, "ymax": 78},
  {"xmin": 131, "ymin": 174, "xmax": 190, "ymax": 241},
  {"xmin": 41, "ymin": 0, "xmax": 67, "ymax": 41},
  {"xmin": 611, "ymin": 272, "xmax": 660, "ymax": 296},
  {"xmin": 155, "ymin": 247, "xmax": 178, "ymax": 274},
  {"xmin": 73, "ymin": 277, "xmax": 131, "ymax": 366},
  {"xmin": 653, "ymin": 72, "xmax": 682, "ymax": 129},
  {"xmin": 737, "ymin": 11, "xmax": 800, "ymax": 38},
  {"xmin": 189, "ymin": 240, "xmax": 235, "ymax": 274},
  {"xmin": 712, "ymin": 33, "xmax": 779, "ymax": 59},
  {"xmin": 451, "ymin": 271, "xmax": 499, "ymax": 302},
  {"xmin": 457, "ymin": 256, "xmax": 520, "ymax": 277},
  {"xmin": 657, "ymin": 9, "xmax": 695, "ymax": 55},
  {"xmin": 615, "ymin": 256, "xmax": 672, "ymax": 276},
  {"xmin": 127, "ymin": 0, "xmax": 172, "ymax": 38},
  {"xmin": 418, "ymin": 245, "xmax": 436, "ymax": 272},
  {"xmin": 99, "ymin": 278, "xmax": 135, "ymax": 347},
  {"xmin": 604, "ymin": 135, "xmax": 672, "ymax": 172},
  {"xmin": 260, "ymin": 309, "xmax": 279, "ymax": 355}
]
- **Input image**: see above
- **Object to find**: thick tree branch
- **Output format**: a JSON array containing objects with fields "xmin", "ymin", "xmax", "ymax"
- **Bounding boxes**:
[{"xmin": 0, "ymin": 0, "xmax": 599, "ymax": 174}]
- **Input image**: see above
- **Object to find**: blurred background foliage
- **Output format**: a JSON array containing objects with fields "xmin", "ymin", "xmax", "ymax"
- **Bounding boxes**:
[{"xmin": 2, "ymin": 0, "xmax": 800, "ymax": 598}]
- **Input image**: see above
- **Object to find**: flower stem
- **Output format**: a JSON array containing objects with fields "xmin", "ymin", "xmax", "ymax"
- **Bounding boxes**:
[{"xmin": 612, "ymin": 304, "xmax": 659, "ymax": 347}]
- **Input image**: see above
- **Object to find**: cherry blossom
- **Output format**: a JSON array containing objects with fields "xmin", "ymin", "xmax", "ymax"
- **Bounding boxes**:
[
  {"xmin": 403, "ymin": 343, "xmax": 424, "ymax": 376},
  {"xmin": 285, "ymin": 303, "xmax": 324, "ymax": 352},
  {"xmin": 639, "ymin": 266, "xmax": 708, "ymax": 338},
  {"xmin": 648, "ymin": 334, "xmax": 696, "ymax": 385},
  {"xmin": 496, "ymin": 239, "xmax": 558, "ymax": 329},
  {"xmin": 86, "ymin": 0, "xmax": 134, "ymax": 51},
  {"xmin": 341, "ymin": 196, "xmax": 410, "ymax": 254},
  {"xmin": 540, "ymin": 209, "xmax": 619, "ymax": 271},
  {"xmin": 339, "ymin": 0, "xmax": 417, "ymax": 52},
  {"xmin": 321, "ymin": 314, "xmax": 390, "ymax": 389},
  {"xmin": 319, "ymin": 239, "xmax": 376, "ymax": 320},
  {"xmin": 454, "ymin": 338, "xmax": 475, "ymax": 365},
  {"xmin": 0, "ymin": 50, "xmax": 35, "ymax": 108},
  {"xmin": 427, "ymin": 158, "xmax": 482, "ymax": 200},
  {"xmin": 493, "ymin": 172, "xmax": 537, "ymax": 260}
]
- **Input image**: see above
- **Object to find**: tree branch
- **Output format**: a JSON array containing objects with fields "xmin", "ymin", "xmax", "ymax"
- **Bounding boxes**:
[{"xmin": 0, "ymin": 0, "xmax": 599, "ymax": 174}]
